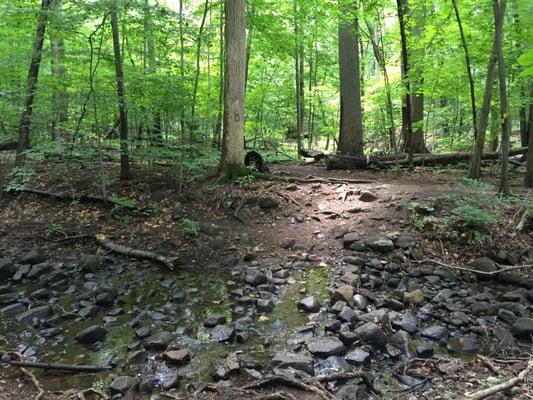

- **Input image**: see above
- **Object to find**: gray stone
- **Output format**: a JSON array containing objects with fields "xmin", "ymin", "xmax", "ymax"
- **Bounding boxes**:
[
  {"xmin": 271, "ymin": 351, "xmax": 315, "ymax": 376},
  {"xmin": 204, "ymin": 314, "xmax": 227, "ymax": 327},
  {"xmin": 422, "ymin": 325, "xmax": 449, "ymax": 342},
  {"xmin": 27, "ymin": 263, "xmax": 50, "ymax": 279},
  {"xmin": 315, "ymin": 356, "xmax": 350, "ymax": 376},
  {"xmin": 1, "ymin": 303, "xmax": 26, "ymax": 315},
  {"xmin": 244, "ymin": 268, "xmax": 268, "ymax": 286},
  {"xmin": 79, "ymin": 306, "xmax": 97, "ymax": 319},
  {"xmin": 366, "ymin": 238, "xmax": 395, "ymax": 253},
  {"xmin": 79, "ymin": 255, "xmax": 102, "ymax": 273},
  {"xmin": 212, "ymin": 325, "xmax": 235, "ymax": 342},
  {"xmin": 75, "ymin": 325, "xmax": 107, "ymax": 344},
  {"xmin": 0, "ymin": 258, "xmax": 16, "ymax": 280},
  {"xmin": 416, "ymin": 341, "xmax": 434, "ymax": 358},
  {"xmin": 135, "ymin": 326, "xmax": 152, "ymax": 339},
  {"xmin": 160, "ymin": 371, "xmax": 179, "ymax": 390},
  {"xmin": 95, "ymin": 292, "xmax": 116, "ymax": 307},
  {"xmin": 395, "ymin": 235, "xmax": 416, "ymax": 248},
  {"xmin": 297, "ymin": 296, "xmax": 320, "ymax": 313},
  {"xmin": 16, "ymin": 305, "xmax": 52, "ymax": 324},
  {"xmin": 256, "ymin": 298, "xmax": 274, "ymax": 313},
  {"xmin": 343, "ymin": 255, "xmax": 366, "ymax": 266},
  {"xmin": 306, "ymin": 336, "xmax": 346, "ymax": 358},
  {"xmin": 110, "ymin": 376, "xmax": 138, "ymax": 394},
  {"xmin": 353, "ymin": 294, "xmax": 368, "ymax": 310},
  {"xmin": 343, "ymin": 232, "xmax": 361, "ymax": 248},
  {"xmin": 349, "ymin": 241, "xmax": 367, "ymax": 252},
  {"xmin": 21, "ymin": 247, "xmax": 47, "ymax": 265},
  {"xmin": 0, "ymin": 293, "xmax": 20, "ymax": 306},
  {"xmin": 144, "ymin": 331, "xmax": 175, "ymax": 350},
  {"xmin": 338, "ymin": 306, "xmax": 356, "ymax": 323},
  {"xmin": 127, "ymin": 350, "xmax": 147, "ymax": 364},
  {"xmin": 345, "ymin": 349, "xmax": 371, "ymax": 366},
  {"xmin": 259, "ymin": 196, "xmax": 280, "ymax": 209},
  {"xmin": 403, "ymin": 289, "xmax": 425, "ymax": 305},
  {"xmin": 470, "ymin": 257, "xmax": 499, "ymax": 279},
  {"xmin": 338, "ymin": 331, "xmax": 358, "ymax": 346},
  {"xmin": 199, "ymin": 222, "xmax": 222, "ymax": 236},
  {"xmin": 359, "ymin": 192, "xmax": 377, "ymax": 202},
  {"xmin": 511, "ymin": 318, "xmax": 533, "ymax": 340},
  {"xmin": 355, "ymin": 322, "xmax": 387, "ymax": 349},
  {"xmin": 13, "ymin": 264, "xmax": 31, "ymax": 281},
  {"xmin": 331, "ymin": 286, "xmax": 355, "ymax": 306}
]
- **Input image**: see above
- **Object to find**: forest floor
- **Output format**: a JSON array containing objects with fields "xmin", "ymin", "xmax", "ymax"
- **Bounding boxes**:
[{"xmin": 0, "ymin": 159, "xmax": 531, "ymax": 400}]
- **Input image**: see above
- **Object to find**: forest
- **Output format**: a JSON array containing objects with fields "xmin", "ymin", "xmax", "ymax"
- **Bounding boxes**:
[{"xmin": 0, "ymin": 0, "xmax": 532, "ymax": 399}]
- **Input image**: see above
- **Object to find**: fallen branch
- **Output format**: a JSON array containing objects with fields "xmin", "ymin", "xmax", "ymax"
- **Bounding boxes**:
[
  {"xmin": 276, "ymin": 191, "xmax": 304, "ymax": 207},
  {"xmin": 242, "ymin": 376, "xmax": 335, "ymax": 400},
  {"xmin": 465, "ymin": 359, "xmax": 533, "ymax": 400},
  {"xmin": 95, "ymin": 234, "xmax": 175, "ymax": 270},
  {"xmin": 317, "ymin": 371, "xmax": 380, "ymax": 395},
  {"xmin": 10, "ymin": 352, "xmax": 45, "ymax": 400},
  {"xmin": 422, "ymin": 259, "xmax": 532, "ymax": 276},
  {"xmin": 256, "ymin": 173, "xmax": 374, "ymax": 185},
  {"xmin": 8, "ymin": 360, "xmax": 112, "ymax": 373}
]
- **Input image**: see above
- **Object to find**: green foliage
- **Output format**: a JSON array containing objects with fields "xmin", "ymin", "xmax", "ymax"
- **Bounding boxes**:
[
  {"xmin": 235, "ymin": 173, "xmax": 256, "ymax": 186},
  {"xmin": 45, "ymin": 223, "xmax": 63, "ymax": 237},
  {"xmin": 6, "ymin": 166, "xmax": 34, "ymax": 191},
  {"xmin": 449, "ymin": 204, "xmax": 496, "ymax": 229},
  {"xmin": 182, "ymin": 218, "xmax": 200, "ymax": 238}
]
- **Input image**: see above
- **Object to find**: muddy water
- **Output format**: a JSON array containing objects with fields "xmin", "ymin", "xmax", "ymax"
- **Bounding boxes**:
[{"xmin": 0, "ymin": 262, "xmax": 333, "ymax": 393}]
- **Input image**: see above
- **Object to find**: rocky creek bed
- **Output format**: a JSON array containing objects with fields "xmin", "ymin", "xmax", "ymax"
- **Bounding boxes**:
[{"xmin": 1, "ymin": 229, "xmax": 532, "ymax": 399}]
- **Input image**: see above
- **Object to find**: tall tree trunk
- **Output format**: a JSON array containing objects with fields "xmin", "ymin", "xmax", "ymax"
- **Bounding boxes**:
[
  {"xmin": 494, "ymin": 0, "xmax": 509, "ymax": 194},
  {"xmin": 51, "ymin": 0, "xmax": 68, "ymax": 143},
  {"xmin": 490, "ymin": 103, "xmax": 499, "ymax": 151},
  {"xmin": 213, "ymin": 1, "xmax": 224, "ymax": 148},
  {"xmin": 337, "ymin": 1, "xmax": 363, "ymax": 156},
  {"xmin": 397, "ymin": 0, "xmax": 413, "ymax": 166},
  {"xmin": 15, "ymin": 0, "xmax": 51, "ymax": 166},
  {"xmin": 519, "ymin": 85, "xmax": 528, "ymax": 147},
  {"xmin": 220, "ymin": 0, "xmax": 245, "ymax": 178},
  {"xmin": 190, "ymin": 0, "xmax": 209, "ymax": 138},
  {"xmin": 452, "ymin": 0, "xmax": 478, "ymax": 140},
  {"xmin": 144, "ymin": 0, "xmax": 161, "ymax": 145},
  {"xmin": 111, "ymin": 1, "xmax": 130, "ymax": 180},
  {"xmin": 468, "ymin": 39, "xmax": 497, "ymax": 179},
  {"xmin": 293, "ymin": 0, "xmax": 304, "ymax": 156},
  {"xmin": 179, "ymin": 0, "xmax": 185, "ymax": 138},
  {"xmin": 524, "ymin": 84, "xmax": 533, "ymax": 187},
  {"xmin": 244, "ymin": 2, "xmax": 254, "ymax": 93}
]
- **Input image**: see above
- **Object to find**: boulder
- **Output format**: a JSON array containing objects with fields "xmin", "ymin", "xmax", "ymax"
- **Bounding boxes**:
[
  {"xmin": 163, "ymin": 349, "xmax": 191, "ymax": 366},
  {"xmin": 110, "ymin": 376, "xmax": 138, "ymax": 394},
  {"xmin": 355, "ymin": 322, "xmax": 387, "ymax": 349},
  {"xmin": 511, "ymin": 318, "xmax": 533, "ymax": 340},
  {"xmin": 21, "ymin": 247, "xmax": 47, "ymax": 265},
  {"xmin": 297, "ymin": 296, "xmax": 320, "ymax": 313},
  {"xmin": 331, "ymin": 286, "xmax": 355, "ymax": 307},
  {"xmin": 306, "ymin": 336, "xmax": 346, "ymax": 358},
  {"xmin": 0, "ymin": 258, "xmax": 16, "ymax": 280},
  {"xmin": 16, "ymin": 305, "xmax": 52, "ymax": 324},
  {"xmin": 144, "ymin": 331, "xmax": 175, "ymax": 351},
  {"xmin": 244, "ymin": 268, "xmax": 268, "ymax": 286},
  {"xmin": 271, "ymin": 351, "xmax": 315, "ymax": 376},
  {"xmin": 75, "ymin": 325, "xmax": 107, "ymax": 344}
]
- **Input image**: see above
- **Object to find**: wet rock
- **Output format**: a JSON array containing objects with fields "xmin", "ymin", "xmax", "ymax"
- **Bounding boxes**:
[
  {"xmin": 1, "ymin": 303, "xmax": 26, "ymax": 315},
  {"xmin": 416, "ymin": 341, "xmax": 434, "ymax": 358},
  {"xmin": 0, "ymin": 293, "xmax": 20, "ymax": 306},
  {"xmin": 110, "ymin": 376, "xmax": 138, "ymax": 395},
  {"xmin": 244, "ymin": 268, "xmax": 268, "ymax": 286},
  {"xmin": 335, "ymin": 384, "xmax": 369, "ymax": 400},
  {"xmin": 0, "ymin": 258, "xmax": 16, "ymax": 280},
  {"xmin": 470, "ymin": 257, "xmax": 498, "ymax": 279},
  {"xmin": 27, "ymin": 263, "xmax": 50, "ymax": 279},
  {"xmin": 338, "ymin": 331, "xmax": 358, "ymax": 346},
  {"xmin": 259, "ymin": 196, "xmax": 280, "ymax": 209},
  {"xmin": 163, "ymin": 349, "xmax": 191, "ymax": 366},
  {"xmin": 297, "ymin": 296, "xmax": 320, "ymax": 313},
  {"xmin": 315, "ymin": 356, "xmax": 350, "ymax": 376},
  {"xmin": 345, "ymin": 348, "xmax": 371, "ymax": 366},
  {"xmin": 343, "ymin": 233, "xmax": 361, "ymax": 248},
  {"xmin": 256, "ymin": 298, "xmax": 274, "ymax": 313},
  {"xmin": 421, "ymin": 325, "xmax": 449, "ymax": 342},
  {"xmin": 331, "ymin": 286, "xmax": 355, "ymax": 307},
  {"xmin": 498, "ymin": 309, "xmax": 516, "ymax": 323},
  {"xmin": 270, "ymin": 351, "xmax": 315, "ymax": 376},
  {"xmin": 161, "ymin": 371, "xmax": 179, "ymax": 390},
  {"xmin": 13, "ymin": 264, "xmax": 31, "ymax": 281},
  {"xmin": 126, "ymin": 350, "xmax": 147, "ymax": 364},
  {"xmin": 21, "ymin": 247, "xmax": 47, "ymax": 265},
  {"xmin": 359, "ymin": 192, "xmax": 377, "ymax": 202},
  {"xmin": 212, "ymin": 325, "xmax": 235, "ymax": 342},
  {"xmin": 306, "ymin": 336, "xmax": 346, "ymax": 358},
  {"xmin": 204, "ymin": 314, "xmax": 227, "ymax": 327},
  {"xmin": 76, "ymin": 325, "xmax": 107, "ymax": 344},
  {"xmin": 95, "ymin": 292, "xmax": 116, "ymax": 307},
  {"xmin": 511, "ymin": 318, "xmax": 533, "ymax": 340},
  {"xmin": 338, "ymin": 306, "xmax": 356, "ymax": 323},
  {"xmin": 16, "ymin": 305, "xmax": 52, "ymax": 324},
  {"xmin": 30, "ymin": 288, "xmax": 49, "ymax": 300},
  {"xmin": 79, "ymin": 306, "xmax": 97, "ymax": 319},
  {"xmin": 353, "ymin": 294, "xmax": 368, "ymax": 310},
  {"xmin": 235, "ymin": 316, "xmax": 253, "ymax": 331},
  {"xmin": 403, "ymin": 289, "xmax": 425, "ymax": 305},
  {"xmin": 135, "ymin": 327, "xmax": 152, "ymax": 339},
  {"xmin": 366, "ymin": 238, "xmax": 395, "ymax": 253},
  {"xmin": 144, "ymin": 331, "xmax": 175, "ymax": 351},
  {"xmin": 79, "ymin": 255, "xmax": 102, "ymax": 273},
  {"xmin": 355, "ymin": 322, "xmax": 387, "ymax": 349}
]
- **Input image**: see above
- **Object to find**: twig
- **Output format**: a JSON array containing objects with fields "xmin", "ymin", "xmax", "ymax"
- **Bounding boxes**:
[
  {"xmin": 466, "ymin": 359, "xmax": 533, "ymax": 400},
  {"xmin": 421, "ymin": 258, "xmax": 532, "ymax": 276},
  {"xmin": 95, "ymin": 234, "xmax": 175, "ymax": 270},
  {"xmin": 8, "ymin": 360, "xmax": 112, "ymax": 373},
  {"xmin": 10, "ymin": 352, "xmax": 45, "ymax": 400},
  {"xmin": 275, "ymin": 190, "xmax": 304, "ymax": 207}
]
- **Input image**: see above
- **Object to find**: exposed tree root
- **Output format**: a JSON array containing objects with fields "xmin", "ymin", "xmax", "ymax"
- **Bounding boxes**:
[
  {"xmin": 275, "ymin": 190, "xmax": 304, "ymax": 207},
  {"xmin": 317, "ymin": 371, "xmax": 381, "ymax": 396},
  {"xmin": 465, "ymin": 359, "xmax": 533, "ymax": 400},
  {"xmin": 95, "ymin": 234, "xmax": 175, "ymax": 270},
  {"xmin": 256, "ymin": 173, "xmax": 374, "ymax": 185},
  {"xmin": 242, "ymin": 376, "xmax": 335, "ymax": 400},
  {"xmin": 10, "ymin": 352, "xmax": 45, "ymax": 400},
  {"xmin": 8, "ymin": 360, "xmax": 112, "ymax": 373},
  {"xmin": 423, "ymin": 258, "xmax": 532, "ymax": 276}
]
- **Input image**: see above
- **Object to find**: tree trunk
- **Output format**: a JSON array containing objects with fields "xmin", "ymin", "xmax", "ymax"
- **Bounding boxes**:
[
  {"xmin": 293, "ymin": 0, "xmax": 304, "ymax": 156},
  {"xmin": 214, "ymin": 1, "xmax": 224, "ymax": 148},
  {"xmin": 51, "ymin": 0, "xmax": 68, "ymax": 143},
  {"xmin": 15, "ymin": 0, "xmax": 51, "ymax": 166},
  {"xmin": 111, "ymin": 1, "xmax": 130, "ymax": 180},
  {"xmin": 191, "ymin": 0, "xmax": 210, "ymax": 137},
  {"xmin": 220, "ymin": 0, "xmax": 246, "ymax": 179},
  {"xmin": 494, "ymin": 0, "xmax": 510, "ymax": 194},
  {"xmin": 524, "ymin": 84, "xmax": 533, "ymax": 187},
  {"xmin": 468, "ymin": 40, "xmax": 498, "ymax": 179},
  {"xmin": 519, "ymin": 85, "xmax": 528, "ymax": 147},
  {"xmin": 179, "ymin": 0, "xmax": 186, "ymax": 138},
  {"xmin": 490, "ymin": 103, "xmax": 499, "ymax": 151},
  {"xmin": 396, "ymin": 0, "xmax": 413, "ymax": 166},
  {"xmin": 337, "ymin": 1, "xmax": 363, "ymax": 156},
  {"xmin": 452, "ymin": 0, "xmax": 478, "ymax": 140}
]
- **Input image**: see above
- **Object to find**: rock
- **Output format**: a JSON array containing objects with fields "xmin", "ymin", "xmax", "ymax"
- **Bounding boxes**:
[
  {"xmin": 110, "ymin": 376, "xmax": 138, "ymax": 394},
  {"xmin": 0, "ymin": 258, "xmax": 16, "ymax": 280},
  {"xmin": 315, "ymin": 356, "xmax": 350, "ymax": 376},
  {"xmin": 331, "ymin": 286, "xmax": 355, "ymax": 307},
  {"xmin": 511, "ymin": 318, "xmax": 533, "ymax": 340},
  {"xmin": 0, "ymin": 293, "xmax": 20, "ymax": 306},
  {"xmin": 1, "ymin": 303, "xmax": 26, "ymax": 315},
  {"xmin": 438, "ymin": 361, "xmax": 464, "ymax": 375},
  {"xmin": 385, "ymin": 299, "xmax": 405, "ymax": 311},
  {"xmin": 259, "ymin": 196, "xmax": 280, "ymax": 209},
  {"xmin": 16, "ymin": 305, "xmax": 52, "ymax": 324},
  {"xmin": 359, "ymin": 192, "xmax": 377, "ymax": 202},
  {"xmin": 135, "ymin": 327, "xmax": 152, "ymax": 339},
  {"xmin": 256, "ymin": 298, "xmax": 274, "ymax": 313},
  {"xmin": 344, "ymin": 256, "xmax": 366, "ymax": 266},
  {"xmin": 395, "ymin": 235, "xmax": 416, "ymax": 248},
  {"xmin": 349, "ymin": 241, "xmax": 367, "ymax": 252},
  {"xmin": 306, "ymin": 336, "xmax": 346, "ymax": 358},
  {"xmin": 212, "ymin": 325, "xmax": 235, "ymax": 342},
  {"xmin": 391, "ymin": 313, "xmax": 419, "ymax": 334},
  {"xmin": 421, "ymin": 325, "xmax": 449, "ymax": 342},
  {"xmin": 470, "ymin": 257, "xmax": 499, "ymax": 279},
  {"xmin": 127, "ymin": 350, "xmax": 147, "ymax": 364},
  {"xmin": 345, "ymin": 349, "xmax": 371, "ymax": 366},
  {"xmin": 79, "ymin": 255, "xmax": 102, "ymax": 273},
  {"xmin": 27, "ymin": 263, "xmax": 50, "ymax": 279},
  {"xmin": 199, "ymin": 222, "xmax": 222, "ymax": 236},
  {"xmin": 30, "ymin": 288, "xmax": 49, "ymax": 300},
  {"xmin": 297, "ymin": 296, "xmax": 320, "ymax": 313},
  {"xmin": 95, "ymin": 292, "xmax": 116, "ymax": 307},
  {"xmin": 204, "ymin": 314, "xmax": 227, "ymax": 327},
  {"xmin": 498, "ymin": 309, "xmax": 516, "ymax": 323},
  {"xmin": 366, "ymin": 238, "xmax": 395, "ymax": 253},
  {"xmin": 21, "ymin": 247, "xmax": 47, "ymax": 265},
  {"xmin": 403, "ymin": 289, "xmax": 425, "ymax": 305},
  {"xmin": 271, "ymin": 351, "xmax": 315, "ymax": 376},
  {"xmin": 335, "ymin": 384, "xmax": 369, "ymax": 400},
  {"xmin": 416, "ymin": 341, "xmax": 434, "ymax": 358},
  {"xmin": 343, "ymin": 232, "xmax": 361, "ymax": 248},
  {"xmin": 353, "ymin": 294, "xmax": 368, "ymax": 310},
  {"xmin": 355, "ymin": 322, "xmax": 387, "ymax": 349},
  {"xmin": 244, "ymin": 268, "xmax": 268, "ymax": 286},
  {"xmin": 139, "ymin": 379, "xmax": 155, "ymax": 394},
  {"xmin": 163, "ymin": 349, "xmax": 191, "ymax": 366},
  {"xmin": 338, "ymin": 331, "xmax": 358, "ymax": 346},
  {"xmin": 338, "ymin": 306, "xmax": 356, "ymax": 323},
  {"xmin": 160, "ymin": 371, "xmax": 179, "ymax": 390},
  {"xmin": 235, "ymin": 316, "xmax": 253, "ymax": 331},
  {"xmin": 79, "ymin": 306, "xmax": 97, "ymax": 319},
  {"xmin": 75, "ymin": 325, "xmax": 107, "ymax": 344},
  {"xmin": 144, "ymin": 331, "xmax": 175, "ymax": 351},
  {"xmin": 12, "ymin": 264, "xmax": 31, "ymax": 281}
]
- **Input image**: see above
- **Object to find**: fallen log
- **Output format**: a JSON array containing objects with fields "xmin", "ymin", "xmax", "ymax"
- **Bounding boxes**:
[
  {"xmin": 0, "ymin": 141, "xmax": 17, "ymax": 151},
  {"xmin": 325, "ymin": 154, "xmax": 368, "ymax": 170},
  {"xmin": 300, "ymin": 149, "xmax": 325, "ymax": 161},
  {"xmin": 95, "ymin": 234, "xmax": 175, "ymax": 270},
  {"xmin": 8, "ymin": 360, "xmax": 112, "ymax": 373}
]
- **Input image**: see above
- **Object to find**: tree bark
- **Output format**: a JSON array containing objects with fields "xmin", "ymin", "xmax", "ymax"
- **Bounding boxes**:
[
  {"xmin": 452, "ymin": 0, "xmax": 478, "ymax": 140},
  {"xmin": 519, "ymin": 85, "xmax": 528, "ymax": 147},
  {"xmin": 468, "ymin": 40, "xmax": 498, "ymax": 179},
  {"xmin": 494, "ymin": 0, "xmax": 510, "ymax": 194},
  {"xmin": 15, "ymin": 0, "xmax": 51, "ymax": 166},
  {"xmin": 338, "ymin": 1, "xmax": 363, "ymax": 156},
  {"xmin": 179, "ymin": 0, "xmax": 186, "ymax": 138},
  {"xmin": 293, "ymin": 0, "xmax": 305, "ymax": 157},
  {"xmin": 111, "ymin": 1, "xmax": 131, "ymax": 180},
  {"xmin": 191, "ymin": 0, "xmax": 210, "ymax": 137},
  {"xmin": 220, "ymin": 0, "xmax": 246, "ymax": 179},
  {"xmin": 525, "ymin": 84, "xmax": 533, "ymax": 187},
  {"xmin": 213, "ymin": 1, "xmax": 224, "ymax": 148},
  {"xmin": 50, "ymin": 0, "xmax": 68, "ymax": 143}
]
